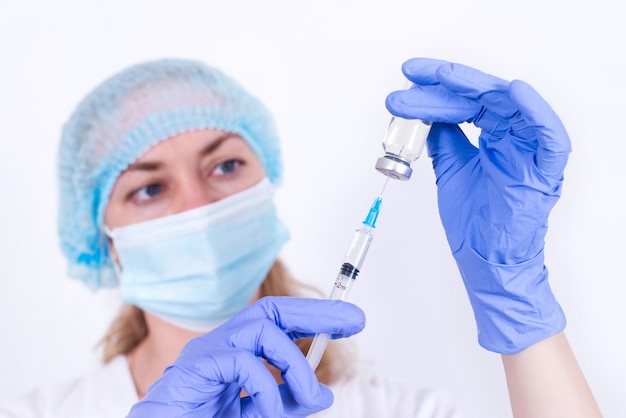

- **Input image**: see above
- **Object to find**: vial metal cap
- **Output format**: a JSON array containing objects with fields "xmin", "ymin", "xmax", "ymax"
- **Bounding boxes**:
[{"xmin": 375, "ymin": 154, "xmax": 412, "ymax": 180}]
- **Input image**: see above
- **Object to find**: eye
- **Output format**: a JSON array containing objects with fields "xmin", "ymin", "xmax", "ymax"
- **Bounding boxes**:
[
  {"xmin": 213, "ymin": 159, "xmax": 241, "ymax": 176},
  {"xmin": 133, "ymin": 183, "xmax": 164, "ymax": 202}
]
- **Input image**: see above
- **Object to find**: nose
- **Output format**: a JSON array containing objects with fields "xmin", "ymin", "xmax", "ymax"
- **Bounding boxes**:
[{"xmin": 170, "ymin": 172, "xmax": 225, "ymax": 214}]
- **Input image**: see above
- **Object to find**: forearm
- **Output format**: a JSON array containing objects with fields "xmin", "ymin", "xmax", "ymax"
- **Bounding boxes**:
[{"xmin": 502, "ymin": 332, "xmax": 601, "ymax": 418}]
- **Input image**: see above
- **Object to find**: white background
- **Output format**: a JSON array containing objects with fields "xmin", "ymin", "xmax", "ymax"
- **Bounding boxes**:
[{"xmin": 0, "ymin": 1, "xmax": 624, "ymax": 417}]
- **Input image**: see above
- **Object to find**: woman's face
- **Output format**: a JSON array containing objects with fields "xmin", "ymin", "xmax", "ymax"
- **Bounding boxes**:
[{"xmin": 104, "ymin": 129, "xmax": 265, "ymax": 229}]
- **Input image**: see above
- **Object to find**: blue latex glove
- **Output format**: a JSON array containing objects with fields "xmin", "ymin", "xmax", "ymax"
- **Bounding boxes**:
[
  {"xmin": 126, "ymin": 296, "xmax": 365, "ymax": 417},
  {"xmin": 386, "ymin": 58, "xmax": 569, "ymax": 354}
]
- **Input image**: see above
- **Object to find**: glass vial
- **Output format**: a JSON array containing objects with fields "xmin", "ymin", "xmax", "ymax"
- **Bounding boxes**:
[{"xmin": 375, "ymin": 116, "xmax": 432, "ymax": 180}]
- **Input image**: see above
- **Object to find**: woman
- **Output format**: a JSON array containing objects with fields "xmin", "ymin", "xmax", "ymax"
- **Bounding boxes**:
[
  {"xmin": 124, "ymin": 58, "xmax": 604, "ymax": 417},
  {"xmin": 0, "ymin": 58, "xmax": 462, "ymax": 417}
]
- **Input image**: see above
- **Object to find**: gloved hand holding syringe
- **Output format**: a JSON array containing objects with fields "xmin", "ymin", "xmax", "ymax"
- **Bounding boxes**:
[{"xmin": 306, "ymin": 114, "xmax": 432, "ymax": 370}]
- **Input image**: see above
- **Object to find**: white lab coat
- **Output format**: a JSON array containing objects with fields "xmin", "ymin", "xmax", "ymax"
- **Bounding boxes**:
[{"xmin": 0, "ymin": 356, "xmax": 461, "ymax": 417}]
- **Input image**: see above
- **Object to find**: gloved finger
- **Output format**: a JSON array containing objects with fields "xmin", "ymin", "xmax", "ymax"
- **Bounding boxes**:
[
  {"xmin": 241, "ymin": 383, "xmax": 334, "ymax": 418},
  {"xmin": 232, "ymin": 296, "xmax": 366, "ymax": 340},
  {"xmin": 400, "ymin": 57, "xmax": 451, "ymax": 85},
  {"xmin": 190, "ymin": 317, "xmax": 328, "ymax": 409},
  {"xmin": 385, "ymin": 84, "xmax": 482, "ymax": 123},
  {"xmin": 509, "ymin": 79, "xmax": 571, "ymax": 178},
  {"xmin": 210, "ymin": 347, "xmax": 289, "ymax": 417},
  {"xmin": 399, "ymin": 58, "xmax": 515, "ymax": 120},
  {"xmin": 435, "ymin": 63, "xmax": 519, "ymax": 119},
  {"xmin": 130, "ymin": 352, "xmax": 281, "ymax": 417}
]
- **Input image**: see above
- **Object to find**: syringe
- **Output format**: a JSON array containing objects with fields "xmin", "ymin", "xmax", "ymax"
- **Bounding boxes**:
[{"xmin": 305, "ymin": 194, "xmax": 383, "ymax": 370}]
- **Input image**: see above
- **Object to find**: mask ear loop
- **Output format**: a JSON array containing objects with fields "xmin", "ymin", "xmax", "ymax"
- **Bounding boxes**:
[
  {"xmin": 102, "ymin": 225, "xmax": 123, "ymax": 278},
  {"xmin": 102, "ymin": 224, "xmax": 115, "ymax": 238}
]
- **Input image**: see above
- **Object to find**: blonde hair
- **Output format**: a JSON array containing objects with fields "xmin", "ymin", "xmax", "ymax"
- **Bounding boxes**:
[{"xmin": 99, "ymin": 259, "xmax": 356, "ymax": 385}]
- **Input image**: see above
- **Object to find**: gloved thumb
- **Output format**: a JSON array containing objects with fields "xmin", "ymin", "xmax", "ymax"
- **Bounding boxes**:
[{"xmin": 427, "ymin": 123, "xmax": 478, "ymax": 183}]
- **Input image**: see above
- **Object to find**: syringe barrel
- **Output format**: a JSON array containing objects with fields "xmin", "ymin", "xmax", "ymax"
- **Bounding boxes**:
[
  {"xmin": 327, "ymin": 226, "xmax": 372, "ymax": 300},
  {"xmin": 328, "ymin": 267, "xmax": 357, "ymax": 301},
  {"xmin": 344, "ymin": 226, "xmax": 373, "ymax": 270},
  {"xmin": 307, "ymin": 226, "xmax": 374, "ymax": 371}
]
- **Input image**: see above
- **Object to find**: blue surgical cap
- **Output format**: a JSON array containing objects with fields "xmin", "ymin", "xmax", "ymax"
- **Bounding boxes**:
[{"xmin": 58, "ymin": 58, "xmax": 283, "ymax": 290}]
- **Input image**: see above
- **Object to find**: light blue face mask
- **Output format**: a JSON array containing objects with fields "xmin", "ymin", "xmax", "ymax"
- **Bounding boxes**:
[{"xmin": 105, "ymin": 179, "xmax": 289, "ymax": 332}]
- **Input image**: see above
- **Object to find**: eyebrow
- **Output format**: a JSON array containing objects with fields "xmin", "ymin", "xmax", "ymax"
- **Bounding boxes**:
[
  {"xmin": 125, "ymin": 133, "xmax": 239, "ymax": 172},
  {"xmin": 200, "ymin": 133, "xmax": 239, "ymax": 157}
]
